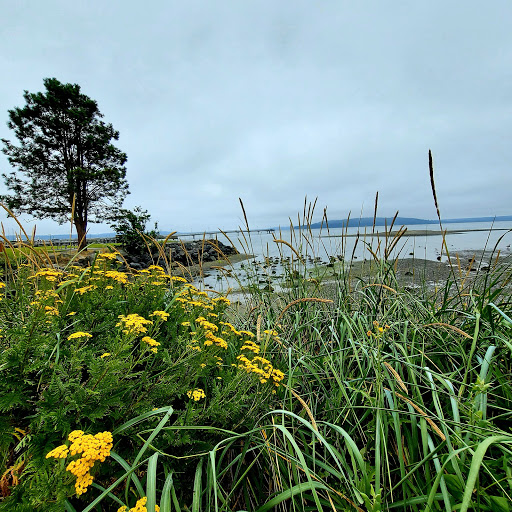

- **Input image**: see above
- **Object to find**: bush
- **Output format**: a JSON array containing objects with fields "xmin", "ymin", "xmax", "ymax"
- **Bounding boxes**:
[
  {"xmin": 110, "ymin": 206, "xmax": 159, "ymax": 257},
  {"xmin": 0, "ymin": 254, "xmax": 284, "ymax": 509}
]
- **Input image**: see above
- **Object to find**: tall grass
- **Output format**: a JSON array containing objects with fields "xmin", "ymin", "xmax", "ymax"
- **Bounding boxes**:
[{"xmin": 1, "ymin": 186, "xmax": 512, "ymax": 511}]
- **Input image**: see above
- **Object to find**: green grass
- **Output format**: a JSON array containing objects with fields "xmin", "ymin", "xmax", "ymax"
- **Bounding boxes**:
[{"xmin": 1, "ymin": 216, "xmax": 512, "ymax": 511}]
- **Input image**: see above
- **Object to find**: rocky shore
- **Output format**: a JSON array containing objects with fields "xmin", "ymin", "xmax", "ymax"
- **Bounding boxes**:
[
  {"xmin": 59, "ymin": 239, "xmax": 239, "ymax": 273},
  {"xmin": 120, "ymin": 239, "xmax": 238, "ymax": 270}
]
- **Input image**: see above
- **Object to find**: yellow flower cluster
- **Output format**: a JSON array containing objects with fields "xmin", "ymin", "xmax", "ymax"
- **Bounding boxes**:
[
  {"xmin": 367, "ymin": 320, "xmax": 391, "ymax": 338},
  {"xmin": 236, "ymin": 354, "xmax": 285, "ymax": 387},
  {"xmin": 46, "ymin": 430, "xmax": 113, "ymax": 496},
  {"xmin": 46, "ymin": 444, "xmax": 69, "ymax": 459},
  {"xmin": 67, "ymin": 331, "xmax": 93, "ymax": 340},
  {"xmin": 117, "ymin": 313, "xmax": 153, "ymax": 335},
  {"xmin": 103, "ymin": 270, "xmax": 129, "ymax": 284},
  {"xmin": 44, "ymin": 305, "xmax": 60, "ymax": 316},
  {"xmin": 187, "ymin": 388, "xmax": 206, "ymax": 401},
  {"xmin": 196, "ymin": 317, "xmax": 218, "ymax": 332},
  {"xmin": 118, "ymin": 496, "xmax": 160, "ymax": 512},
  {"xmin": 172, "ymin": 281, "xmax": 284, "ymax": 388},
  {"xmin": 263, "ymin": 329, "xmax": 280, "ymax": 342},
  {"xmin": 29, "ymin": 268, "xmax": 64, "ymax": 282},
  {"xmin": 136, "ymin": 265, "xmax": 173, "ymax": 286},
  {"xmin": 204, "ymin": 331, "xmax": 228, "ymax": 349},
  {"xmin": 240, "ymin": 340, "xmax": 260, "ymax": 354},
  {"xmin": 29, "ymin": 290, "xmax": 63, "ymax": 309},
  {"xmin": 150, "ymin": 310, "xmax": 170, "ymax": 321},
  {"xmin": 97, "ymin": 252, "xmax": 120, "ymax": 261},
  {"xmin": 142, "ymin": 336, "xmax": 160, "ymax": 353},
  {"xmin": 75, "ymin": 284, "xmax": 97, "ymax": 295}
]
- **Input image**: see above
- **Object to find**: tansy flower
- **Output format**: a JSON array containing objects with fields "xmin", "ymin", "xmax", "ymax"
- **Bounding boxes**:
[
  {"xmin": 142, "ymin": 336, "xmax": 160, "ymax": 348},
  {"xmin": 67, "ymin": 332, "xmax": 92, "ymax": 340},
  {"xmin": 97, "ymin": 252, "xmax": 120, "ymax": 260},
  {"xmin": 187, "ymin": 389, "xmax": 206, "ymax": 401},
  {"xmin": 150, "ymin": 310, "xmax": 170, "ymax": 321},
  {"xmin": 46, "ymin": 444, "xmax": 69, "ymax": 459},
  {"xmin": 117, "ymin": 497, "xmax": 160, "ymax": 512},
  {"xmin": 75, "ymin": 285, "xmax": 97, "ymax": 295},
  {"xmin": 46, "ymin": 430, "xmax": 113, "ymax": 496},
  {"xmin": 104, "ymin": 270, "xmax": 128, "ymax": 284},
  {"xmin": 116, "ymin": 314, "xmax": 153, "ymax": 335},
  {"xmin": 44, "ymin": 305, "xmax": 60, "ymax": 316}
]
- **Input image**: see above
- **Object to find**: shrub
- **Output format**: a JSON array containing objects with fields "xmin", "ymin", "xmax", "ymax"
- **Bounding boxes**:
[
  {"xmin": 0, "ymin": 254, "xmax": 284, "ymax": 509},
  {"xmin": 110, "ymin": 206, "xmax": 159, "ymax": 257}
]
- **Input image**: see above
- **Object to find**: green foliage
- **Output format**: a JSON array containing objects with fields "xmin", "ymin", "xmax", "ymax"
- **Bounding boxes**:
[
  {"xmin": 1, "ymin": 78, "xmax": 129, "ymax": 247},
  {"xmin": 1, "ymin": 218, "xmax": 512, "ymax": 510},
  {"xmin": 0, "ymin": 255, "xmax": 283, "ymax": 510},
  {"xmin": 110, "ymin": 206, "xmax": 159, "ymax": 257}
]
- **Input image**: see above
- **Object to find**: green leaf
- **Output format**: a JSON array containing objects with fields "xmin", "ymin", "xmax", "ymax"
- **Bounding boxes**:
[{"xmin": 253, "ymin": 482, "xmax": 327, "ymax": 512}]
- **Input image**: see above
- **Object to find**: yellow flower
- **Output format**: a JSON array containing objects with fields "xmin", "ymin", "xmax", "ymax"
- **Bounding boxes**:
[
  {"xmin": 46, "ymin": 444, "xmax": 69, "ymax": 459},
  {"xmin": 67, "ymin": 311, "xmax": 77, "ymax": 316},
  {"xmin": 116, "ymin": 314, "xmax": 153, "ymax": 335},
  {"xmin": 118, "ymin": 497, "xmax": 160, "ymax": 512},
  {"xmin": 100, "ymin": 353, "xmax": 111, "ymax": 359},
  {"xmin": 187, "ymin": 388, "xmax": 206, "ymax": 401},
  {"xmin": 142, "ymin": 336, "xmax": 160, "ymax": 347},
  {"xmin": 33, "ymin": 268, "xmax": 64, "ymax": 282},
  {"xmin": 67, "ymin": 332, "xmax": 93, "ymax": 340},
  {"xmin": 104, "ymin": 270, "xmax": 129, "ymax": 284},
  {"xmin": 46, "ymin": 430, "xmax": 113, "ymax": 496},
  {"xmin": 150, "ymin": 310, "xmax": 170, "ymax": 321},
  {"xmin": 212, "ymin": 296, "xmax": 231, "ymax": 305},
  {"xmin": 97, "ymin": 252, "xmax": 120, "ymax": 260},
  {"xmin": 75, "ymin": 285, "xmax": 97, "ymax": 295}
]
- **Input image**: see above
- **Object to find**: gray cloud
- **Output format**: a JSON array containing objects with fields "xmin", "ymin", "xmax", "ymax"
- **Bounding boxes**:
[{"xmin": 1, "ymin": 1, "xmax": 511, "ymax": 236}]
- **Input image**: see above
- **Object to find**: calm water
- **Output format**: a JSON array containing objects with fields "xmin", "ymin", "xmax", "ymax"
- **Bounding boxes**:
[{"xmin": 186, "ymin": 221, "xmax": 512, "ymax": 291}]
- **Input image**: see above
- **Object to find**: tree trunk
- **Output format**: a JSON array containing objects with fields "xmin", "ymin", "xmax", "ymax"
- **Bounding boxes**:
[{"xmin": 75, "ymin": 221, "xmax": 87, "ymax": 250}]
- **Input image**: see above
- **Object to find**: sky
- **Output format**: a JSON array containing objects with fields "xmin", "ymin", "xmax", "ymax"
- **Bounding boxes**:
[{"xmin": 1, "ymin": 1, "xmax": 511, "ymax": 237}]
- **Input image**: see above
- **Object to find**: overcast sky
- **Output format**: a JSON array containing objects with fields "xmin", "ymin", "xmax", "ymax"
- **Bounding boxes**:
[{"xmin": 1, "ymin": 1, "xmax": 511, "ymax": 236}]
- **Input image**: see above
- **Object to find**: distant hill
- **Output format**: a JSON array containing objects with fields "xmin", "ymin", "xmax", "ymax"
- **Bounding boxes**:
[{"xmin": 306, "ymin": 216, "xmax": 512, "ymax": 230}]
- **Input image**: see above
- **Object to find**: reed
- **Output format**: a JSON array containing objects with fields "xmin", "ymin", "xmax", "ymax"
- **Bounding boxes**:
[{"xmin": 1, "ymin": 170, "xmax": 512, "ymax": 510}]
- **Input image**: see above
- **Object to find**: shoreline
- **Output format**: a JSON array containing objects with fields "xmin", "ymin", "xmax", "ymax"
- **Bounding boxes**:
[{"xmin": 323, "ymin": 227, "xmax": 511, "ymax": 238}]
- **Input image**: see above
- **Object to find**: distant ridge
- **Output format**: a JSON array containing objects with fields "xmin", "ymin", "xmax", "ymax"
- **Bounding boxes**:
[
  {"xmin": 306, "ymin": 216, "xmax": 512, "ymax": 230},
  {"xmin": 5, "ymin": 217, "xmax": 512, "ymax": 241}
]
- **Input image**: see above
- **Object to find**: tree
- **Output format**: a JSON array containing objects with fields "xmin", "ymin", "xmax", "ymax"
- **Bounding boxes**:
[
  {"xmin": 1, "ymin": 78, "xmax": 129, "ymax": 249},
  {"xmin": 110, "ymin": 206, "xmax": 159, "ymax": 257}
]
